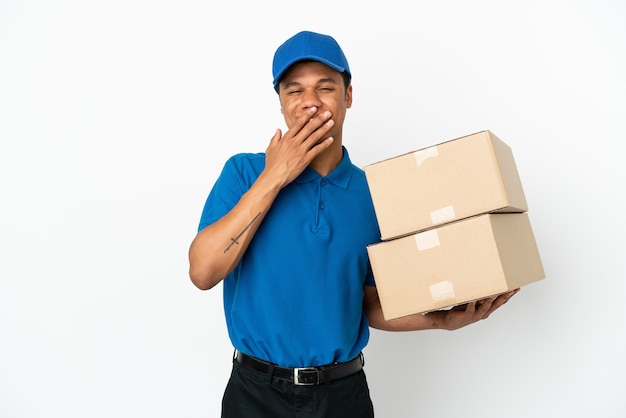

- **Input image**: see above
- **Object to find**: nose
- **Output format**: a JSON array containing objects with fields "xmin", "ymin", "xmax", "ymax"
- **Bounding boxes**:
[{"xmin": 300, "ymin": 88, "xmax": 322, "ymax": 110}]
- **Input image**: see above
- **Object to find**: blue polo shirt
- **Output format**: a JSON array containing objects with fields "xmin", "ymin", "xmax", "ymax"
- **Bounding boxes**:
[{"xmin": 198, "ymin": 147, "xmax": 381, "ymax": 367}]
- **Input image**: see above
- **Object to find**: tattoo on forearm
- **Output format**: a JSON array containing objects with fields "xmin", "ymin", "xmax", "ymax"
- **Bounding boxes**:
[{"xmin": 224, "ymin": 212, "xmax": 262, "ymax": 253}]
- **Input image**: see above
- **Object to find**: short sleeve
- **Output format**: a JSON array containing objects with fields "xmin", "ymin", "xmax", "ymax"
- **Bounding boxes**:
[{"xmin": 197, "ymin": 154, "xmax": 263, "ymax": 232}]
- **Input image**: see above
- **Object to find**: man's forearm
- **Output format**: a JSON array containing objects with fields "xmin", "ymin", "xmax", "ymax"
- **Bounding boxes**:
[{"xmin": 188, "ymin": 176, "xmax": 281, "ymax": 290}]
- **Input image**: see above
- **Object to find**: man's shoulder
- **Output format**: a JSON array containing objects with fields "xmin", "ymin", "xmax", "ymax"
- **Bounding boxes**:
[
  {"xmin": 349, "ymin": 163, "xmax": 366, "ymax": 177},
  {"xmin": 227, "ymin": 152, "xmax": 266, "ymax": 165},
  {"xmin": 223, "ymin": 152, "xmax": 266, "ymax": 173},
  {"xmin": 340, "ymin": 147, "xmax": 366, "ymax": 179},
  {"xmin": 346, "ymin": 162, "xmax": 368, "ymax": 188}
]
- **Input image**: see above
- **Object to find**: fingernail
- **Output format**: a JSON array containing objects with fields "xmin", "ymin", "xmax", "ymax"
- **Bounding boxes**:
[{"xmin": 310, "ymin": 107, "xmax": 317, "ymax": 113}]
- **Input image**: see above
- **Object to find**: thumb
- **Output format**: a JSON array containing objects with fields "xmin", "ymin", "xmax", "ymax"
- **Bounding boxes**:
[
  {"xmin": 270, "ymin": 128, "xmax": 282, "ymax": 145},
  {"xmin": 266, "ymin": 129, "xmax": 282, "ymax": 153}
]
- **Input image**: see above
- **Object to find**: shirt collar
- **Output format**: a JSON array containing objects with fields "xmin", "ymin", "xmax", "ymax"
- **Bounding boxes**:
[{"xmin": 294, "ymin": 146, "xmax": 353, "ymax": 189}]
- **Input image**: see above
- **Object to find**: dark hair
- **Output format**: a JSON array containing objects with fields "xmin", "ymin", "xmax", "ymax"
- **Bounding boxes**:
[
  {"xmin": 340, "ymin": 71, "xmax": 351, "ymax": 90},
  {"xmin": 277, "ymin": 59, "xmax": 351, "ymax": 92}
]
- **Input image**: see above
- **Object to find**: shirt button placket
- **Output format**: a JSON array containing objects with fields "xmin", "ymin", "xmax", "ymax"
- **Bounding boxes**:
[{"xmin": 319, "ymin": 179, "xmax": 326, "ymax": 210}]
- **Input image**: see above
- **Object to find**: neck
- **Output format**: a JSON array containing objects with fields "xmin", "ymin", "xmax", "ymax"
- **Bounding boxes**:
[{"xmin": 309, "ymin": 141, "xmax": 343, "ymax": 177}]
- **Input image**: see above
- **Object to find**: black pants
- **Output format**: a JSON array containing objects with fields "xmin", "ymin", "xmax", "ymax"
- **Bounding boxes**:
[{"xmin": 221, "ymin": 358, "xmax": 375, "ymax": 417}]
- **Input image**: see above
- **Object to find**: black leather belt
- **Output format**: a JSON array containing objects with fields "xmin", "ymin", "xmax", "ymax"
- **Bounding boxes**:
[{"xmin": 235, "ymin": 351, "xmax": 364, "ymax": 385}]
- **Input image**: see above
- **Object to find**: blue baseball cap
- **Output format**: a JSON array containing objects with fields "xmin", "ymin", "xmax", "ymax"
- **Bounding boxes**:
[{"xmin": 272, "ymin": 31, "xmax": 351, "ymax": 92}]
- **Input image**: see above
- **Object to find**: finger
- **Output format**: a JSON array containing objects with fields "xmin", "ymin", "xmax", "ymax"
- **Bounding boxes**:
[
  {"xmin": 466, "ymin": 301, "xmax": 489, "ymax": 323},
  {"xmin": 464, "ymin": 301, "xmax": 480, "ymax": 318},
  {"xmin": 287, "ymin": 109, "xmax": 334, "ymax": 145},
  {"xmin": 268, "ymin": 129, "xmax": 282, "ymax": 147},
  {"xmin": 298, "ymin": 111, "xmax": 334, "ymax": 147},
  {"xmin": 475, "ymin": 297, "xmax": 496, "ymax": 317},
  {"xmin": 494, "ymin": 289, "xmax": 518, "ymax": 306},
  {"xmin": 483, "ymin": 290, "xmax": 518, "ymax": 316},
  {"xmin": 303, "ymin": 118, "xmax": 334, "ymax": 148},
  {"xmin": 284, "ymin": 107, "xmax": 320, "ymax": 138}
]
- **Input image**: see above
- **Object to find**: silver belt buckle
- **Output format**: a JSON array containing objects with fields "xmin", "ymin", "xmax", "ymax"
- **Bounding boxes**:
[{"xmin": 293, "ymin": 367, "xmax": 318, "ymax": 385}]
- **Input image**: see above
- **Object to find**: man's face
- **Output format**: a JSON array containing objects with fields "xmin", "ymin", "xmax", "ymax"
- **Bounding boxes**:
[{"xmin": 278, "ymin": 61, "xmax": 352, "ymax": 140}]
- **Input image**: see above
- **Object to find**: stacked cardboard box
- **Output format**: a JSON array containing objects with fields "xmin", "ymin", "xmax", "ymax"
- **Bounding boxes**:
[{"xmin": 364, "ymin": 130, "xmax": 545, "ymax": 320}]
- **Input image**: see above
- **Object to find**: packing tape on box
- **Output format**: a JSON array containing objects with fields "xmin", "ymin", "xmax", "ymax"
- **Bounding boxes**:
[
  {"xmin": 413, "ymin": 146, "xmax": 439, "ymax": 167},
  {"xmin": 429, "ymin": 281, "xmax": 456, "ymax": 302},
  {"xmin": 430, "ymin": 205, "xmax": 456, "ymax": 225},
  {"xmin": 415, "ymin": 229, "xmax": 440, "ymax": 251}
]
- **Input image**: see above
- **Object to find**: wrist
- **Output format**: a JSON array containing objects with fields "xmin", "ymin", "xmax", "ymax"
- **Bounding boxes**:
[{"xmin": 424, "ymin": 311, "xmax": 450, "ymax": 330}]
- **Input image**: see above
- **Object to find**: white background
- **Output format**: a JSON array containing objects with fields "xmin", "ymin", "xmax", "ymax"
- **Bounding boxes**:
[{"xmin": 1, "ymin": 1, "xmax": 625, "ymax": 417}]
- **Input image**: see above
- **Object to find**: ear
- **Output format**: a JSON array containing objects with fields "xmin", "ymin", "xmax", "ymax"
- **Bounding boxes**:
[{"xmin": 346, "ymin": 84, "xmax": 353, "ymax": 109}]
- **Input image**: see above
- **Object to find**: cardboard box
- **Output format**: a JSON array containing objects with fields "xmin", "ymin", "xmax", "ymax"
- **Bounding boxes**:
[
  {"xmin": 364, "ymin": 131, "xmax": 528, "ymax": 240},
  {"xmin": 366, "ymin": 213, "xmax": 545, "ymax": 320}
]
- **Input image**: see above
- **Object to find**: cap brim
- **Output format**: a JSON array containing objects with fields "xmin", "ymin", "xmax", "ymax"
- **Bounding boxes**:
[{"xmin": 273, "ymin": 56, "xmax": 347, "ymax": 90}]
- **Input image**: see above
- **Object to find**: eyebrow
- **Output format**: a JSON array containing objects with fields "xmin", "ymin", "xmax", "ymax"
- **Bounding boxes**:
[{"xmin": 282, "ymin": 78, "xmax": 338, "ymax": 90}]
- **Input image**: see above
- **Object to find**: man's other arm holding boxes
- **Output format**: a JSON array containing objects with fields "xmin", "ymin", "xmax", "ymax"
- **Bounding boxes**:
[{"xmin": 363, "ymin": 285, "xmax": 520, "ymax": 331}]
